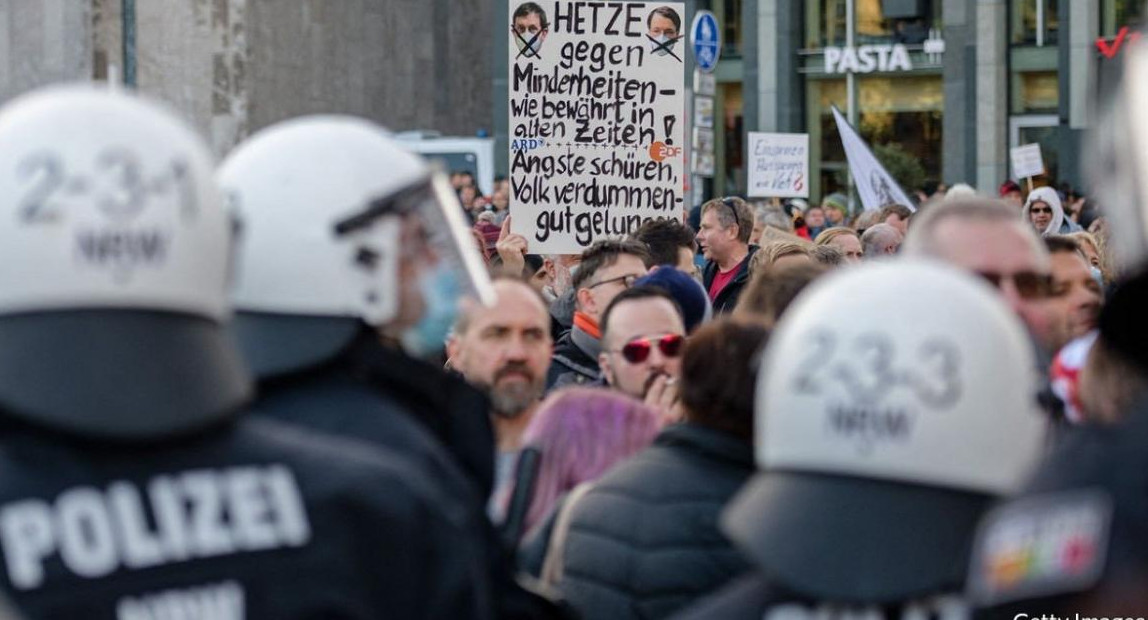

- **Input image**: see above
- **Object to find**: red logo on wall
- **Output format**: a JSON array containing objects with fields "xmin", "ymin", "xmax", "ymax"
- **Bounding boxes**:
[{"xmin": 1096, "ymin": 27, "xmax": 1142, "ymax": 59}]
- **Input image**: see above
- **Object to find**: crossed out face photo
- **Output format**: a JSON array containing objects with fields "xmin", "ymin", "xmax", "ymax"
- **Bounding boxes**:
[
  {"xmin": 647, "ymin": 6, "xmax": 682, "ymax": 59},
  {"xmin": 512, "ymin": 2, "xmax": 548, "ymax": 59}
]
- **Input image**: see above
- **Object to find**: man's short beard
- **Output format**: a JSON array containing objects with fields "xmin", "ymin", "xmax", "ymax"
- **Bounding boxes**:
[
  {"xmin": 485, "ymin": 364, "xmax": 544, "ymax": 419},
  {"xmin": 489, "ymin": 382, "xmax": 542, "ymax": 419}
]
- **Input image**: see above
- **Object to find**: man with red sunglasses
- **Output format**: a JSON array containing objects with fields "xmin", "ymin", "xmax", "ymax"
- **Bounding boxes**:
[{"xmin": 598, "ymin": 286, "xmax": 687, "ymax": 422}]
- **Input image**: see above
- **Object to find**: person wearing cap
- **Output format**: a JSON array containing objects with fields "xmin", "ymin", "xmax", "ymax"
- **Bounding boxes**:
[
  {"xmin": 1000, "ymin": 180, "xmax": 1024, "ymax": 210},
  {"xmin": 546, "ymin": 240, "xmax": 650, "ymax": 391},
  {"xmin": 1024, "ymin": 186, "xmax": 1083, "ymax": 237},
  {"xmin": 821, "ymin": 192, "xmax": 849, "ymax": 227},
  {"xmin": 677, "ymin": 261, "xmax": 1048, "ymax": 618},
  {"xmin": 697, "ymin": 197, "xmax": 759, "ymax": 314},
  {"xmin": 597, "ymin": 286, "xmax": 687, "ymax": 424},
  {"xmin": 555, "ymin": 321, "xmax": 765, "ymax": 620},
  {"xmin": 633, "ymin": 267, "xmax": 712, "ymax": 334},
  {"xmin": 0, "ymin": 86, "xmax": 492, "ymax": 617}
]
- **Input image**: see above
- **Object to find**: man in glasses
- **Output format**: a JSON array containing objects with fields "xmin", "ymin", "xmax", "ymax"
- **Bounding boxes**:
[
  {"xmin": 598, "ymin": 286, "xmax": 687, "ymax": 422},
  {"xmin": 903, "ymin": 199, "xmax": 1071, "ymax": 420},
  {"xmin": 697, "ymin": 197, "xmax": 758, "ymax": 314},
  {"xmin": 547, "ymin": 240, "xmax": 650, "ymax": 391},
  {"xmin": 903, "ymin": 199, "xmax": 1068, "ymax": 356}
]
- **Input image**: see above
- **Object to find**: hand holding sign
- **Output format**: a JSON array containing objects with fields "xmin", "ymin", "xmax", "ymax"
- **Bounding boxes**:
[{"xmin": 496, "ymin": 215, "xmax": 529, "ymax": 276}]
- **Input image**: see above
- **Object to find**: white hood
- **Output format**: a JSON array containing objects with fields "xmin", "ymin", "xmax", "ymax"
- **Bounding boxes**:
[{"xmin": 1022, "ymin": 187, "xmax": 1065, "ymax": 237}]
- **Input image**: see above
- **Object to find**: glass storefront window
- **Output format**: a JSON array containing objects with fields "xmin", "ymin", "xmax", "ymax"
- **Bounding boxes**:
[
  {"xmin": 1102, "ymin": 0, "xmax": 1145, "ymax": 36},
  {"xmin": 1012, "ymin": 71, "xmax": 1059, "ymax": 114},
  {"xmin": 721, "ymin": 0, "xmax": 742, "ymax": 58},
  {"xmin": 806, "ymin": 0, "xmax": 848, "ymax": 48},
  {"xmin": 1010, "ymin": 0, "xmax": 1059, "ymax": 46},
  {"xmin": 806, "ymin": 0, "xmax": 937, "ymax": 48},
  {"xmin": 808, "ymin": 76, "xmax": 943, "ymax": 202}
]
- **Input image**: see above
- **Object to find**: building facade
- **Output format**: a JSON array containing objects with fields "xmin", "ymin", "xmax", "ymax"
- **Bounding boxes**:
[
  {"xmin": 492, "ymin": 0, "xmax": 1143, "ymax": 206},
  {"xmin": 734, "ymin": 0, "xmax": 1143, "ymax": 204}
]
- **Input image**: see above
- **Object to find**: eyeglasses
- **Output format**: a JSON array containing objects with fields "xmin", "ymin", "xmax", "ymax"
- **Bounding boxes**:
[
  {"xmin": 615, "ymin": 334, "xmax": 684, "ymax": 364},
  {"xmin": 720, "ymin": 197, "xmax": 741, "ymax": 231},
  {"xmin": 976, "ymin": 271, "xmax": 1055, "ymax": 300},
  {"xmin": 1030, "ymin": 207, "xmax": 1052, "ymax": 215},
  {"xmin": 587, "ymin": 274, "xmax": 639, "ymax": 290}
]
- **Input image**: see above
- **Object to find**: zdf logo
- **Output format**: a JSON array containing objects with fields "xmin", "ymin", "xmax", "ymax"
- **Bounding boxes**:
[{"xmin": 648, "ymin": 141, "xmax": 681, "ymax": 162}]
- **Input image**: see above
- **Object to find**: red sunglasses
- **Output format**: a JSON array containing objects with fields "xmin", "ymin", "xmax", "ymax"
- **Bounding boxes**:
[{"xmin": 617, "ymin": 334, "xmax": 684, "ymax": 364}]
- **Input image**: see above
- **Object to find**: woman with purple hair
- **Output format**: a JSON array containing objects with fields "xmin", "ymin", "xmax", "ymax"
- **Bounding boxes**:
[{"xmin": 510, "ymin": 387, "xmax": 661, "ymax": 567}]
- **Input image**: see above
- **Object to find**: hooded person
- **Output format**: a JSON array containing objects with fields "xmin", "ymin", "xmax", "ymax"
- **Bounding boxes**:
[
  {"xmin": 220, "ymin": 117, "xmax": 564, "ymax": 618},
  {"xmin": 677, "ymin": 260, "xmax": 1048, "ymax": 619},
  {"xmin": 1023, "ymin": 186, "xmax": 1083, "ymax": 237},
  {"xmin": 0, "ymin": 86, "xmax": 490, "ymax": 618}
]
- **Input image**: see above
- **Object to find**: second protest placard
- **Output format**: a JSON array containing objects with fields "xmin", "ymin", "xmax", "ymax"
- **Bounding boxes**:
[
  {"xmin": 508, "ymin": 1, "xmax": 686, "ymax": 254},
  {"xmin": 747, "ymin": 132, "xmax": 809, "ymax": 199}
]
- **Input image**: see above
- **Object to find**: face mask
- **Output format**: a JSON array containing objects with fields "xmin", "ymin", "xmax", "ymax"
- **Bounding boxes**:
[
  {"xmin": 400, "ymin": 263, "xmax": 461, "ymax": 359},
  {"xmin": 514, "ymin": 31, "xmax": 543, "ymax": 57},
  {"xmin": 1090, "ymin": 266, "xmax": 1104, "ymax": 288},
  {"xmin": 649, "ymin": 34, "xmax": 675, "ymax": 56}
]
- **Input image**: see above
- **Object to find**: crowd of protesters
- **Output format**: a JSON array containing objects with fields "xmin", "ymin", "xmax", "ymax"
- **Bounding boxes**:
[
  {"xmin": 0, "ymin": 54, "xmax": 1147, "ymax": 620},
  {"xmin": 445, "ymin": 150, "xmax": 1133, "ymax": 616}
]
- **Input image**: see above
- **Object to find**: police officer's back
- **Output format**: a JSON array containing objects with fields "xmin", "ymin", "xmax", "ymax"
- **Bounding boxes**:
[
  {"xmin": 0, "ymin": 86, "xmax": 489, "ymax": 618},
  {"xmin": 675, "ymin": 261, "xmax": 1048, "ymax": 619}
]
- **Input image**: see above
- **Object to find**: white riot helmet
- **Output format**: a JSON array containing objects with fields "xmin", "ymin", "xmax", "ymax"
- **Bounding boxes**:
[
  {"xmin": 0, "ymin": 84, "xmax": 249, "ymax": 439},
  {"xmin": 723, "ymin": 260, "xmax": 1048, "ymax": 603},
  {"xmin": 220, "ymin": 116, "xmax": 493, "ymax": 377},
  {"xmin": 1088, "ymin": 40, "xmax": 1148, "ymax": 270}
]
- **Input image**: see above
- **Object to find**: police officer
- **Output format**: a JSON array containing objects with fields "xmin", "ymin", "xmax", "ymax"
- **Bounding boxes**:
[
  {"xmin": 0, "ymin": 85, "xmax": 489, "ymax": 618},
  {"xmin": 220, "ymin": 117, "xmax": 565, "ymax": 618},
  {"xmin": 676, "ymin": 261, "xmax": 1049, "ymax": 619}
]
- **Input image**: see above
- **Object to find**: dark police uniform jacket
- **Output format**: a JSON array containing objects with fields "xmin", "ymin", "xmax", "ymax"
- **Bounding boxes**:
[
  {"xmin": 253, "ymin": 338, "xmax": 567, "ymax": 619},
  {"xmin": 0, "ymin": 414, "xmax": 491, "ymax": 620}
]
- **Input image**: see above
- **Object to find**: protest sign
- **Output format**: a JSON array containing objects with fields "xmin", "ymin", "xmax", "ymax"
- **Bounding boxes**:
[
  {"xmin": 1010, "ymin": 143, "xmax": 1045, "ymax": 188},
  {"xmin": 508, "ymin": 1, "xmax": 687, "ymax": 254},
  {"xmin": 747, "ymin": 132, "xmax": 809, "ymax": 198}
]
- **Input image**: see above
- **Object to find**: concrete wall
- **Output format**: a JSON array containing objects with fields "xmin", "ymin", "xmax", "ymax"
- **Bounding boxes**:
[
  {"xmin": 941, "ymin": 0, "xmax": 975, "ymax": 185},
  {"xmin": 975, "ymin": 0, "xmax": 1008, "ymax": 193},
  {"xmin": 4, "ymin": 0, "xmax": 493, "ymax": 156},
  {"xmin": 0, "ymin": 1, "xmax": 91, "ymax": 100}
]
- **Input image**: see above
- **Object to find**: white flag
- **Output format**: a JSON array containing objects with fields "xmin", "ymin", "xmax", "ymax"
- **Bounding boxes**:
[{"xmin": 832, "ymin": 106, "xmax": 916, "ymax": 212}]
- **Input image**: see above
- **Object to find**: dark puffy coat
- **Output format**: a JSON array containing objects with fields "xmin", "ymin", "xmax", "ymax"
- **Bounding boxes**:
[
  {"xmin": 701, "ymin": 245, "xmax": 759, "ymax": 315},
  {"xmin": 559, "ymin": 423, "xmax": 755, "ymax": 619},
  {"xmin": 545, "ymin": 327, "xmax": 601, "ymax": 391}
]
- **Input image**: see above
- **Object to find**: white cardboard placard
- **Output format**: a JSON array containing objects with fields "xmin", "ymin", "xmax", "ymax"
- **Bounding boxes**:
[
  {"xmin": 747, "ymin": 132, "xmax": 810, "ymax": 198},
  {"xmin": 1011, "ymin": 143, "xmax": 1045, "ymax": 180},
  {"xmin": 508, "ymin": 1, "xmax": 686, "ymax": 254}
]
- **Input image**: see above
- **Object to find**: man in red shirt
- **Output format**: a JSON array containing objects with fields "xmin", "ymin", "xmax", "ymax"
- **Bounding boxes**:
[{"xmin": 696, "ymin": 197, "xmax": 758, "ymax": 314}]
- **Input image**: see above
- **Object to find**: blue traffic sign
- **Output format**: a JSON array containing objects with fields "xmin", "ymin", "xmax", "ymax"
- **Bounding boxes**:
[{"xmin": 691, "ymin": 11, "xmax": 721, "ymax": 73}]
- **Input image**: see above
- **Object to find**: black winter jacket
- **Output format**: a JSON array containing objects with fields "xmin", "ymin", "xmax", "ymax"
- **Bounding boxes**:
[
  {"xmin": 545, "ymin": 326, "xmax": 601, "ymax": 391},
  {"xmin": 558, "ymin": 424, "xmax": 755, "ymax": 619},
  {"xmin": 701, "ymin": 246, "xmax": 759, "ymax": 315}
]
